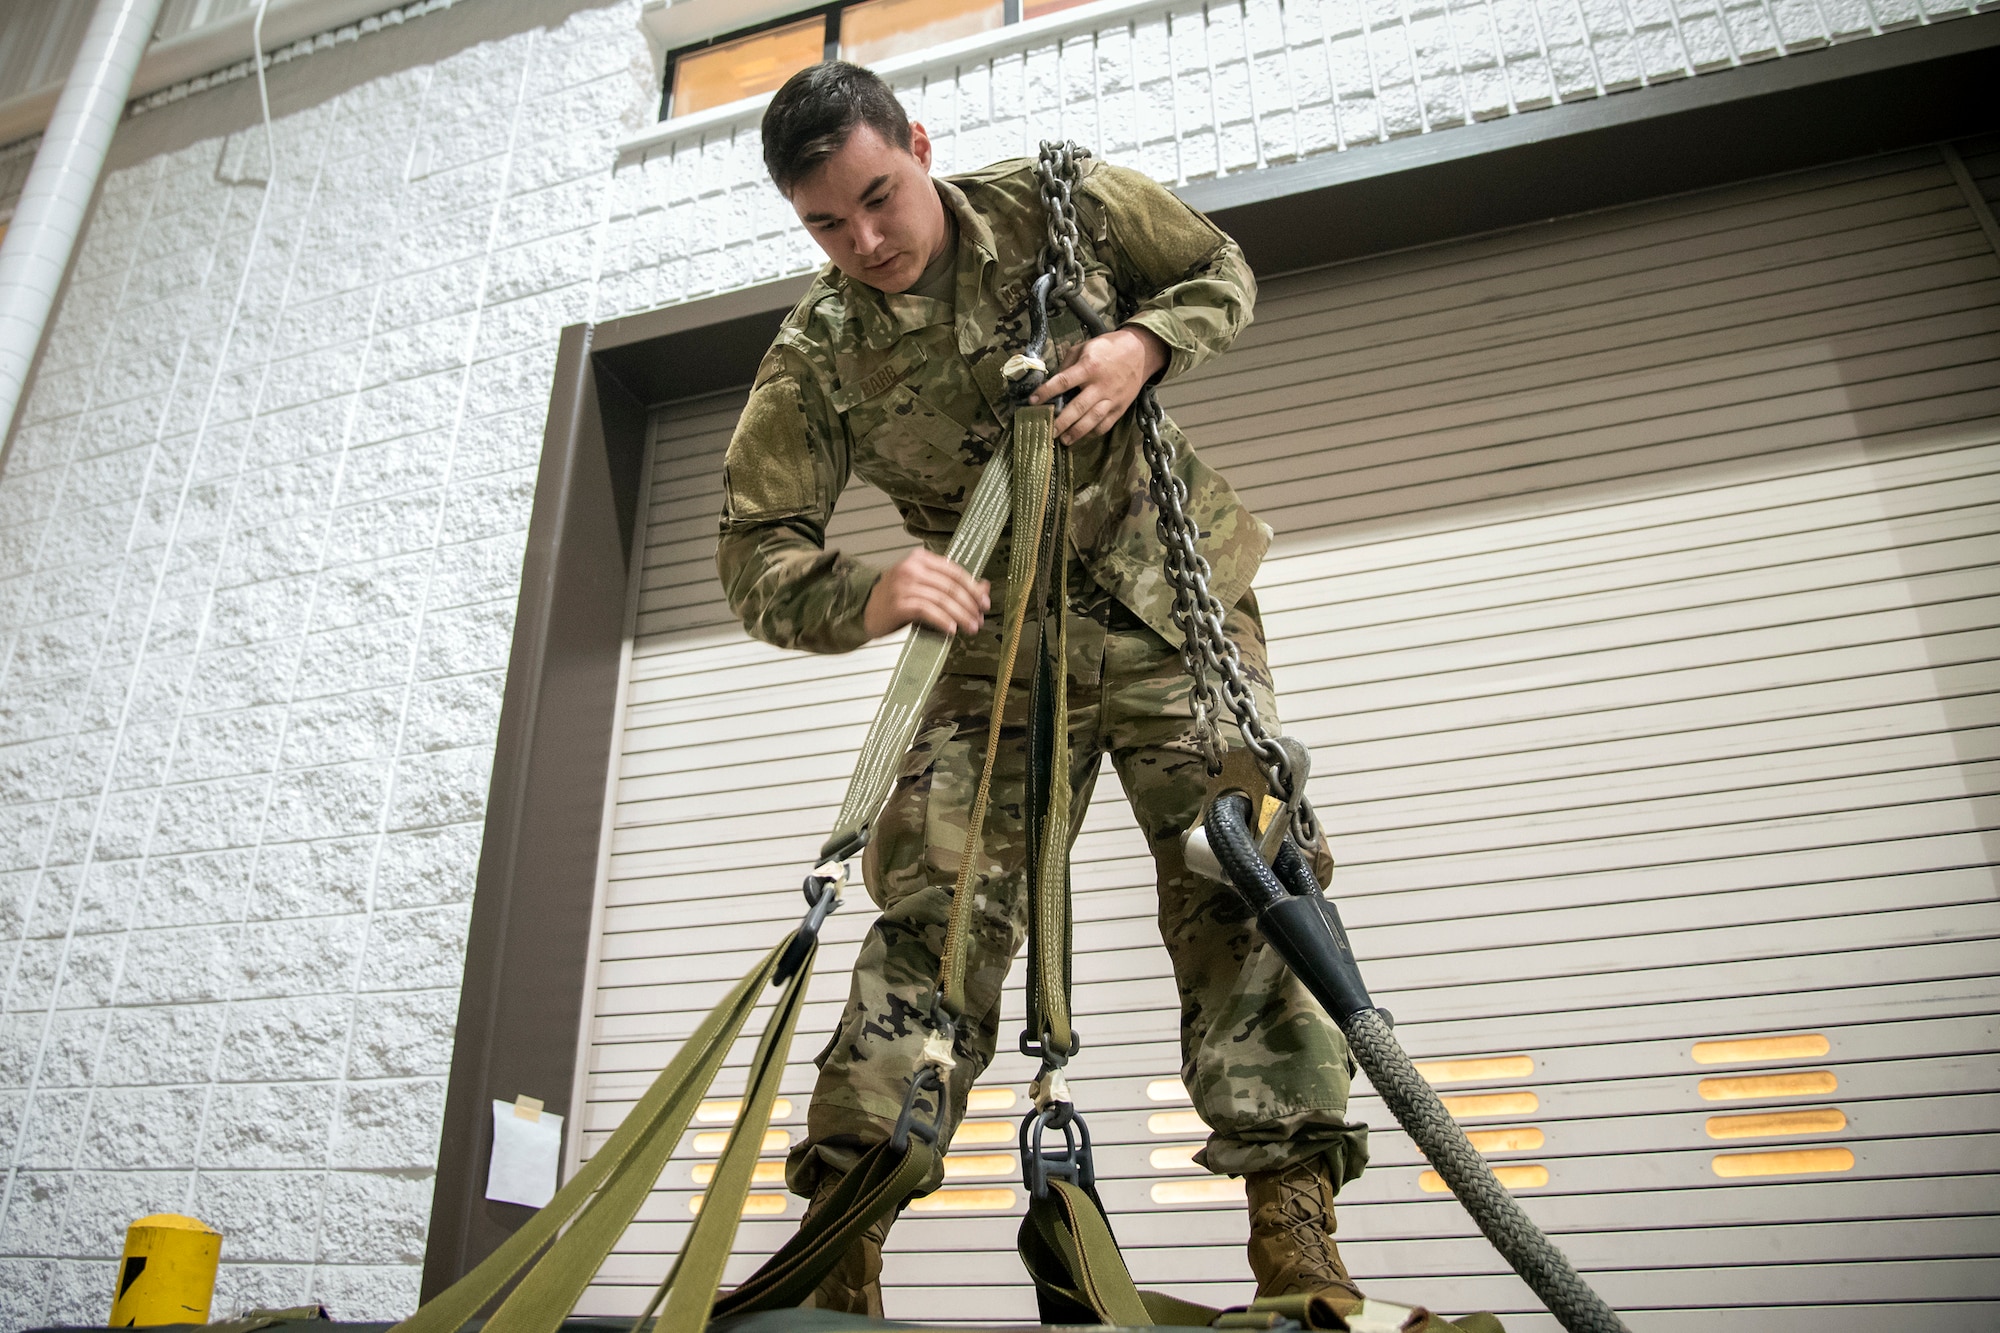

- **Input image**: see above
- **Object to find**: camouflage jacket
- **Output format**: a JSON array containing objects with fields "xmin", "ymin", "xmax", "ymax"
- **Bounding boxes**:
[{"xmin": 716, "ymin": 155, "xmax": 1269, "ymax": 655}]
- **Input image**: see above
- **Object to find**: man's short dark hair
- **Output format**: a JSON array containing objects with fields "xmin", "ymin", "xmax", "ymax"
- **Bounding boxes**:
[{"xmin": 762, "ymin": 62, "xmax": 912, "ymax": 194}]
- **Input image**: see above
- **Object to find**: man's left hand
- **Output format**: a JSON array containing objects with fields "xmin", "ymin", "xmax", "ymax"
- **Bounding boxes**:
[{"xmin": 1029, "ymin": 326, "xmax": 1170, "ymax": 445}]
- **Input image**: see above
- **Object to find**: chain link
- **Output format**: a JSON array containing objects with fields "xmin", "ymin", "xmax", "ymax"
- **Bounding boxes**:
[{"xmin": 1032, "ymin": 142, "xmax": 1317, "ymax": 841}]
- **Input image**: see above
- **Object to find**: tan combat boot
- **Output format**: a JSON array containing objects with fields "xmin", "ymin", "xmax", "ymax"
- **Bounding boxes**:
[
  {"xmin": 1246, "ymin": 1158, "xmax": 1365, "ymax": 1309},
  {"xmin": 798, "ymin": 1169, "xmax": 894, "ymax": 1317}
]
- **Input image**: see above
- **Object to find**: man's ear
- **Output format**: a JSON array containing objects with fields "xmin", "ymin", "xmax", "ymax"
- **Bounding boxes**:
[{"xmin": 910, "ymin": 120, "xmax": 933, "ymax": 171}]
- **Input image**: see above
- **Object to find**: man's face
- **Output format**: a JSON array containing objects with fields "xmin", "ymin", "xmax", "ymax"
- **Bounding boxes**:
[{"xmin": 788, "ymin": 121, "xmax": 946, "ymax": 294}]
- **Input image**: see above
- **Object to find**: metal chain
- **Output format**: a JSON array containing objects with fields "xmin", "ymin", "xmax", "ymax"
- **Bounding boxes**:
[{"xmin": 1032, "ymin": 142, "xmax": 1317, "ymax": 841}]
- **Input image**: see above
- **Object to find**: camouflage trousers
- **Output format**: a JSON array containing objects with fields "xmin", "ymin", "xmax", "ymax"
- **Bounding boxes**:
[{"xmin": 787, "ymin": 569, "xmax": 1370, "ymax": 1197}]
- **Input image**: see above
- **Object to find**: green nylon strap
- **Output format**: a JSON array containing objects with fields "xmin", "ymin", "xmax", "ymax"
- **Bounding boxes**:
[
  {"xmin": 639, "ymin": 945, "xmax": 817, "ymax": 1333},
  {"xmin": 822, "ymin": 432, "xmax": 1018, "ymax": 863},
  {"xmin": 1018, "ymin": 1179, "xmax": 1191, "ymax": 1328},
  {"xmin": 711, "ymin": 1135, "xmax": 937, "ymax": 1317},
  {"xmin": 1027, "ymin": 442, "xmax": 1073, "ymax": 1057},
  {"xmin": 938, "ymin": 404, "xmax": 1057, "ymax": 1021},
  {"xmin": 389, "ymin": 941, "xmax": 788, "ymax": 1333}
]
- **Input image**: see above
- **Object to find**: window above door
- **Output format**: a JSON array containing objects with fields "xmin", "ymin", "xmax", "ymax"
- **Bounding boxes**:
[{"xmin": 657, "ymin": 0, "xmax": 1096, "ymax": 120}]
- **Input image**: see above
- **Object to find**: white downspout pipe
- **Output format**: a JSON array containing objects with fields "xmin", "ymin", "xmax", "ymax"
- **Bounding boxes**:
[{"xmin": 0, "ymin": 0, "xmax": 168, "ymax": 447}]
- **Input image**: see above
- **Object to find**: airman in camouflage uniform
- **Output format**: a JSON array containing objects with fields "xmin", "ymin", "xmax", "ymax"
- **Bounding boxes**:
[{"xmin": 720, "ymin": 62, "xmax": 1368, "ymax": 1317}]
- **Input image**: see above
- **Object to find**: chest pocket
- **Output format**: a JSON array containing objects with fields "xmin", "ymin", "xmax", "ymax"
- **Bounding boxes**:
[
  {"xmin": 850, "ymin": 382, "xmax": 990, "ymax": 509},
  {"xmin": 837, "ymin": 335, "xmax": 991, "ymax": 508}
]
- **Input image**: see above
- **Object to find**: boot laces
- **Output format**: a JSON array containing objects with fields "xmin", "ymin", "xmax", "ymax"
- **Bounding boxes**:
[{"xmin": 1276, "ymin": 1175, "xmax": 1345, "ymax": 1278}]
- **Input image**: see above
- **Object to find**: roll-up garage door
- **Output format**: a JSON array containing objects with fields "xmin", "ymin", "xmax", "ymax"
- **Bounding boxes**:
[{"xmin": 572, "ymin": 143, "xmax": 2000, "ymax": 1329}]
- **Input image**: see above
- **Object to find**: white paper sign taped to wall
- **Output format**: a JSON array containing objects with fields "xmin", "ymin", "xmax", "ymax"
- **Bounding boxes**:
[{"xmin": 486, "ymin": 1096, "xmax": 563, "ymax": 1208}]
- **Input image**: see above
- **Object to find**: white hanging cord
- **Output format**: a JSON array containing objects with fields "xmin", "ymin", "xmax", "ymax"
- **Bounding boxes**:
[{"xmin": 252, "ymin": 0, "xmax": 277, "ymax": 178}]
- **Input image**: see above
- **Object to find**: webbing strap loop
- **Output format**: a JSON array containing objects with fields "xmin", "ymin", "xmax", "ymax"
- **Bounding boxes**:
[
  {"xmin": 820, "ymin": 434, "xmax": 1017, "ymax": 865},
  {"xmin": 1018, "ymin": 1178, "xmax": 1189, "ymax": 1327},
  {"xmin": 710, "ymin": 1136, "xmax": 937, "ymax": 1318},
  {"xmin": 936, "ymin": 402, "xmax": 1059, "ymax": 1023},
  {"xmin": 636, "ymin": 939, "xmax": 817, "ymax": 1333}
]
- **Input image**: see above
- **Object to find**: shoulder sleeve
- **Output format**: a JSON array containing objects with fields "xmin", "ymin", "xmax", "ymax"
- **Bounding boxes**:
[
  {"xmin": 716, "ymin": 340, "xmax": 879, "ymax": 654},
  {"xmin": 1077, "ymin": 161, "xmax": 1256, "ymax": 381}
]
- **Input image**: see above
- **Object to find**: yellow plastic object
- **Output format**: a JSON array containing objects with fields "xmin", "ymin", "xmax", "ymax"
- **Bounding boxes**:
[{"xmin": 107, "ymin": 1214, "xmax": 221, "ymax": 1326}]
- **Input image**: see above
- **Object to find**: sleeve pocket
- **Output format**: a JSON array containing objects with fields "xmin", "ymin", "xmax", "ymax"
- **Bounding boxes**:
[{"xmin": 723, "ymin": 372, "xmax": 817, "ymax": 521}]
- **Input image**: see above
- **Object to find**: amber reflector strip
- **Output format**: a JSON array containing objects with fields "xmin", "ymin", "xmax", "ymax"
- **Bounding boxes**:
[
  {"xmin": 1692, "ymin": 1033, "xmax": 1830, "ymax": 1065},
  {"xmin": 943, "ymin": 1152, "xmax": 1016, "ymax": 1179},
  {"xmin": 1706, "ymin": 1107, "xmax": 1847, "ymax": 1140},
  {"xmin": 671, "ymin": 17, "xmax": 823, "ymax": 118},
  {"xmin": 1712, "ymin": 1147, "xmax": 1855, "ymax": 1178},
  {"xmin": 1151, "ymin": 1178, "xmax": 1245, "ymax": 1205},
  {"xmin": 689, "ymin": 1193, "xmax": 788, "ymax": 1216},
  {"xmin": 908, "ymin": 1187, "xmax": 1017, "ymax": 1212},
  {"xmin": 1465, "ymin": 1126, "xmax": 1545, "ymax": 1153},
  {"xmin": 1420, "ymin": 1164, "xmax": 1548, "ymax": 1193},
  {"xmin": 954, "ymin": 1119, "xmax": 1015, "ymax": 1145},
  {"xmin": 1414, "ymin": 1055, "xmax": 1534, "ymax": 1084},
  {"xmin": 696, "ymin": 1097, "xmax": 793, "ymax": 1124},
  {"xmin": 967, "ymin": 1087, "xmax": 1017, "ymax": 1112},
  {"xmin": 1698, "ymin": 1070, "xmax": 1837, "ymax": 1101},
  {"xmin": 840, "ymin": 0, "xmax": 1002, "ymax": 65},
  {"xmin": 1439, "ymin": 1091, "xmax": 1539, "ymax": 1118},
  {"xmin": 1148, "ymin": 1109, "xmax": 1206, "ymax": 1135},
  {"xmin": 692, "ymin": 1128, "xmax": 789, "ymax": 1154},
  {"xmin": 1147, "ymin": 1078, "xmax": 1190, "ymax": 1102},
  {"xmin": 691, "ymin": 1160, "xmax": 786, "ymax": 1185},
  {"xmin": 1149, "ymin": 1144, "xmax": 1203, "ymax": 1171}
]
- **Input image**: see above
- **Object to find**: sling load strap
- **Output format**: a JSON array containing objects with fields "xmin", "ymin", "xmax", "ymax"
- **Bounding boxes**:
[
  {"xmin": 935, "ymin": 402, "xmax": 1068, "ymax": 1038},
  {"xmin": 630, "ymin": 938, "xmax": 818, "ymax": 1333},
  {"xmin": 1019, "ymin": 1180, "xmax": 1500, "ymax": 1332},
  {"xmin": 390, "ymin": 925, "xmax": 936, "ymax": 1333},
  {"xmin": 710, "ymin": 1132, "xmax": 937, "ymax": 1317},
  {"xmin": 822, "ymin": 433, "xmax": 1018, "ymax": 864},
  {"xmin": 1022, "ymin": 433, "xmax": 1075, "ymax": 1063},
  {"xmin": 1017, "ymin": 1178, "xmax": 1166, "ymax": 1326},
  {"xmin": 390, "ymin": 939, "xmax": 799, "ymax": 1333}
]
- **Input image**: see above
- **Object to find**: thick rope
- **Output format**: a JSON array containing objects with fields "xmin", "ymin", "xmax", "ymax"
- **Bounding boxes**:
[{"xmin": 1343, "ymin": 1009, "xmax": 1631, "ymax": 1333}]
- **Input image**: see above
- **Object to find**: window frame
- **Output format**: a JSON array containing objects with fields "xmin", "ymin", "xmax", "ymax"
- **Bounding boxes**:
[{"xmin": 658, "ymin": 0, "xmax": 1026, "ymax": 121}]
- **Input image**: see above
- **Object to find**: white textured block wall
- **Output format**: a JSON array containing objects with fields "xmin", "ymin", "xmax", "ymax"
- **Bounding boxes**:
[
  {"xmin": 0, "ymin": 0, "xmax": 1977, "ymax": 1325},
  {"xmin": 0, "ymin": 0, "xmax": 656, "ymax": 1323}
]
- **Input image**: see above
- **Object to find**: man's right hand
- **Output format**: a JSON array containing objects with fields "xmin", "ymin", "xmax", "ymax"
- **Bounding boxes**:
[{"xmin": 864, "ymin": 548, "xmax": 990, "ymax": 639}]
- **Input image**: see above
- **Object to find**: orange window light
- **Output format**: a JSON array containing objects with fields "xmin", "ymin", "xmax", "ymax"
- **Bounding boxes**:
[
  {"xmin": 908, "ymin": 1187, "xmax": 1018, "ymax": 1212},
  {"xmin": 1148, "ymin": 1109, "xmax": 1206, "ymax": 1135},
  {"xmin": 1024, "ymin": 0, "xmax": 1097, "ymax": 16},
  {"xmin": 1421, "ymin": 1164, "xmax": 1548, "ymax": 1192},
  {"xmin": 1151, "ymin": 1178, "xmax": 1246, "ymax": 1205},
  {"xmin": 1697, "ymin": 1071, "xmax": 1838, "ymax": 1102},
  {"xmin": 942, "ymin": 1152, "xmax": 1017, "ymax": 1178},
  {"xmin": 1438, "ymin": 1091, "xmax": 1539, "ymax": 1118},
  {"xmin": 1692, "ymin": 1033, "xmax": 1830, "ymax": 1064},
  {"xmin": 1464, "ymin": 1126, "xmax": 1545, "ymax": 1153},
  {"xmin": 688, "ymin": 1192, "xmax": 788, "ymax": 1216},
  {"xmin": 690, "ymin": 1160, "xmax": 786, "ymax": 1185},
  {"xmin": 1705, "ymin": 1108, "xmax": 1847, "ymax": 1140},
  {"xmin": 953, "ymin": 1119, "xmax": 1015, "ymax": 1145},
  {"xmin": 691, "ymin": 1128, "xmax": 789, "ymax": 1154},
  {"xmin": 841, "ymin": 0, "xmax": 1002, "ymax": 65},
  {"xmin": 672, "ymin": 18, "xmax": 825, "ymax": 118},
  {"xmin": 1711, "ymin": 1147, "xmax": 1855, "ymax": 1178},
  {"xmin": 967, "ymin": 1087, "xmax": 1017, "ymax": 1112},
  {"xmin": 1415, "ymin": 1055, "xmax": 1534, "ymax": 1085}
]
